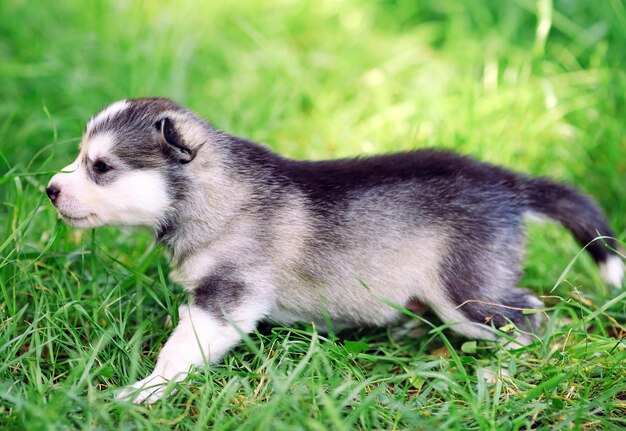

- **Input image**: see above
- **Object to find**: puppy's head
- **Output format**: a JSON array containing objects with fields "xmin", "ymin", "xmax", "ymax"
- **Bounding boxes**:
[{"xmin": 47, "ymin": 98, "xmax": 203, "ymax": 229}]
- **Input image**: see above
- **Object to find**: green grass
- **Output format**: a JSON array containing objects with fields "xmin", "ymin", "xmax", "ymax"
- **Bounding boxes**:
[{"xmin": 1, "ymin": 0, "xmax": 626, "ymax": 429}]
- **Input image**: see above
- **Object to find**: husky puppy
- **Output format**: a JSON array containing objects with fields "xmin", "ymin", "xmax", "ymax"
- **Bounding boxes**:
[{"xmin": 47, "ymin": 98, "xmax": 624, "ymax": 403}]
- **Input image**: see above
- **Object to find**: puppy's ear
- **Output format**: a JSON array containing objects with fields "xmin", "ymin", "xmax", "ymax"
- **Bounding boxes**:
[{"xmin": 155, "ymin": 117, "xmax": 196, "ymax": 164}]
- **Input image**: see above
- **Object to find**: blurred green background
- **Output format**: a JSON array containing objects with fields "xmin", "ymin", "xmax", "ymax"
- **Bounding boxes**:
[
  {"xmin": 2, "ymin": 0, "xmax": 625, "ymax": 173},
  {"xmin": 1, "ymin": 0, "xmax": 625, "ymax": 429}
]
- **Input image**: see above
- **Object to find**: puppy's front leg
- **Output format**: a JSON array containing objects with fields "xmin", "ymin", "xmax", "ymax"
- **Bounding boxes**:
[{"xmin": 117, "ymin": 302, "xmax": 263, "ymax": 404}]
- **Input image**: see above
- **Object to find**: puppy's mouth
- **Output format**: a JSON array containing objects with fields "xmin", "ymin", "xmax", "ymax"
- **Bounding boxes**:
[{"xmin": 58, "ymin": 211, "xmax": 98, "ymax": 227}]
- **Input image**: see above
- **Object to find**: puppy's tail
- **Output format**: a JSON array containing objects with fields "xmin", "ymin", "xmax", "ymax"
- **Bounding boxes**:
[{"xmin": 521, "ymin": 177, "xmax": 623, "ymax": 287}]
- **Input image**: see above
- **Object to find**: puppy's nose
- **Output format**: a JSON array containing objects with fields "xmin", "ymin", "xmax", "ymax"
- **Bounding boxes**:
[{"xmin": 46, "ymin": 185, "xmax": 60, "ymax": 203}]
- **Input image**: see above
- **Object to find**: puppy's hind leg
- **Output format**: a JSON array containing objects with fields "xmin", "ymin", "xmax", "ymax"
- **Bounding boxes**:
[
  {"xmin": 452, "ymin": 287, "xmax": 544, "ymax": 346},
  {"xmin": 426, "ymin": 252, "xmax": 543, "ymax": 345}
]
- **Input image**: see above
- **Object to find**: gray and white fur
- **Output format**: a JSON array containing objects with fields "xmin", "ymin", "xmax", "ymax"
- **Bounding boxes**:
[{"xmin": 47, "ymin": 98, "xmax": 624, "ymax": 404}]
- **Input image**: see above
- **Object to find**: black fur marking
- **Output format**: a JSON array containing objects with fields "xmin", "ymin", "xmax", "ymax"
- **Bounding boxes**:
[
  {"xmin": 225, "ymin": 138, "xmax": 525, "ymax": 216},
  {"xmin": 154, "ymin": 165, "xmax": 191, "ymax": 248},
  {"xmin": 193, "ymin": 265, "xmax": 246, "ymax": 320},
  {"xmin": 156, "ymin": 216, "xmax": 175, "ymax": 241},
  {"xmin": 226, "ymin": 139, "xmax": 527, "ymax": 244},
  {"xmin": 224, "ymin": 136, "xmax": 619, "ymax": 264}
]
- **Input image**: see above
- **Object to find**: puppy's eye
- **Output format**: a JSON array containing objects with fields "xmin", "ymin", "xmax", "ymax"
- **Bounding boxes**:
[{"xmin": 93, "ymin": 160, "xmax": 112, "ymax": 173}]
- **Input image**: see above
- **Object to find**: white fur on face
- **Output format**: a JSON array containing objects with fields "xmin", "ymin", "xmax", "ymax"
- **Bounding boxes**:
[
  {"xmin": 48, "ymin": 133, "xmax": 171, "ymax": 229},
  {"xmin": 85, "ymin": 131, "xmax": 117, "ymax": 161},
  {"xmin": 49, "ymin": 163, "xmax": 171, "ymax": 228}
]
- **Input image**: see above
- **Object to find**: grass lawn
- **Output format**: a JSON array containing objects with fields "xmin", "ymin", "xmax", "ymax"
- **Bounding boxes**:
[{"xmin": 1, "ymin": 0, "xmax": 626, "ymax": 429}]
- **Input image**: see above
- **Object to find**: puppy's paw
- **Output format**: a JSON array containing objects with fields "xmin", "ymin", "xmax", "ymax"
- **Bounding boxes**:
[
  {"xmin": 391, "ymin": 318, "xmax": 428, "ymax": 340},
  {"xmin": 116, "ymin": 374, "xmax": 174, "ymax": 404},
  {"xmin": 477, "ymin": 366, "xmax": 509, "ymax": 384}
]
